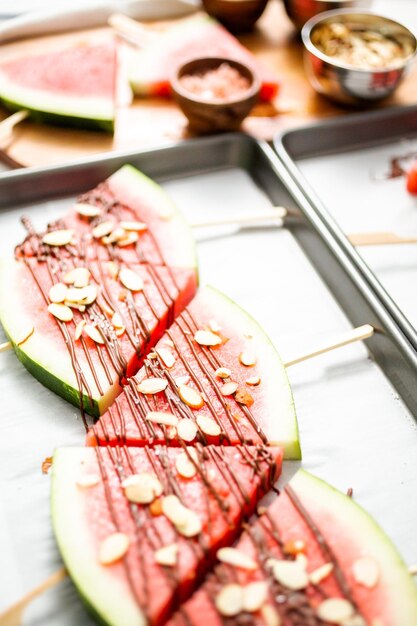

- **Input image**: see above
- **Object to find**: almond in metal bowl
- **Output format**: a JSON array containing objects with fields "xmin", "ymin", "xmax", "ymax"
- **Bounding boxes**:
[{"xmin": 171, "ymin": 57, "xmax": 261, "ymax": 134}]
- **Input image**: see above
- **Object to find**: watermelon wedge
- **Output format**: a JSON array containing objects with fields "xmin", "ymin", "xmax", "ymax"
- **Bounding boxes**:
[
  {"xmin": 0, "ymin": 43, "xmax": 117, "ymax": 132},
  {"xmin": 0, "ymin": 165, "xmax": 197, "ymax": 418},
  {"xmin": 52, "ymin": 444, "xmax": 283, "ymax": 626},
  {"xmin": 88, "ymin": 285, "xmax": 299, "ymax": 459},
  {"xmin": 169, "ymin": 470, "xmax": 417, "ymax": 626},
  {"xmin": 129, "ymin": 15, "xmax": 279, "ymax": 103}
]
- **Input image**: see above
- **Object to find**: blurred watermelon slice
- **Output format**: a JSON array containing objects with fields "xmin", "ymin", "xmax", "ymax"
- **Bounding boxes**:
[
  {"xmin": 0, "ymin": 42, "xmax": 117, "ymax": 132},
  {"xmin": 129, "ymin": 15, "xmax": 279, "ymax": 102}
]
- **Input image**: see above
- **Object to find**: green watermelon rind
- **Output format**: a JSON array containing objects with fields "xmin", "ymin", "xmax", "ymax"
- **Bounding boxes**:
[
  {"xmin": 293, "ymin": 470, "xmax": 417, "ymax": 623},
  {"xmin": 51, "ymin": 447, "xmax": 147, "ymax": 626},
  {"xmin": 199, "ymin": 285, "xmax": 300, "ymax": 459}
]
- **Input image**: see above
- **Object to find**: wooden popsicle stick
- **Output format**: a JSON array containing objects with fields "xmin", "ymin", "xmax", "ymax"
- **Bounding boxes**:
[
  {"xmin": 190, "ymin": 207, "xmax": 287, "ymax": 228},
  {"xmin": 283, "ymin": 324, "xmax": 374, "ymax": 368},
  {"xmin": 0, "ymin": 568, "xmax": 67, "ymax": 626},
  {"xmin": 0, "ymin": 341, "xmax": 12, "ymax": 353},
  {"xmin": 348, "ymin": 232, "xmax": 417, "ymax": 246},
  {"xmin": 108, "ymin": 13, "xmax": 158, "ymax": 47}
]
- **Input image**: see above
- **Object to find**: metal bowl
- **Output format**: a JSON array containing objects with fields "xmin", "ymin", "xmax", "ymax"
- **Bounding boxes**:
[
  {"xmin": 301, "ymin": 10, "xmax": 417, "ymax": 105},
  {"xmin": 283, "ymin": 0, "xmax": 373, "ymax": 31}
]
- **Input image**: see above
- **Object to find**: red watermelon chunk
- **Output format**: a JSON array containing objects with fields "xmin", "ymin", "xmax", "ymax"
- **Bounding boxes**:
[
  {"xmin": 169, "ymin": 470, "xmax": 417, "ymax": 626},
  {"xmin": 129, "ymin": 15, "xmax": 279, "ymax": 103},
  {"xmin": 52, "ymin": 444, "xmax": 283, "ymax": 626},
  {"xmin": 88, "ymin": 285, "xmax": 300, "ymax": 459},
  {"xmin": 0, "ymin": 43, "xmax": 117, "ymax": 132}
]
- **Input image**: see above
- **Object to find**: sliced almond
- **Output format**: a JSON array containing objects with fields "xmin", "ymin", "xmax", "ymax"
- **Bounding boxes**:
[
  {"xmin": 107, "ymin": 261, "xmax": 119, "ymax": 280},
  {"xmin": 316, "ymin": 598, "xmax": 355, "ymax": 624},
  {"xmin": 47, "ymin": 303, "xmax": 73, "ymax": 322},
  {"xmin": 177, "ymin": 419, "xmax": 198, "ymax": 443},
  {"xmin": 295, "ymin": 553, "xmax": 308, "ymax": 569},
  {"xmin": 76, "ymin": 473, "xmax": 100, "ymax": 489},
  {"xmin": 196, "ymin": 414, "xmax": 221, "ymax": 437},
  {"xmin": 260, "ymin": 605, "xmax": 281, "ymax": 626},
  {"xmin": 146, "ymin": 411, "xmax": 178, "ymax": 427},
  {"xmin": 235, "ymin": 387, "xmax": 254, "ymax": 407},
  {"xmin": 122, "ymin": 473, "xmax": 163, "ymax": 504},
  {"xmin": 352, "ymin": 556, "xmax": 380, "ymax": 588},
  {"xmin": 215, "ymin": 367, "xmax": 231, "ymax": 379},
  {"xmin": 137, "ymin": 377, "xmax": 168, "ymax": 395},
  {"xmin": 150, "ymin": 497, "xmax": 163, "ymax": 517},
  {"xmin": 178, "ymin": 384, "xmax": 204, "ymax": 409},
  {"xmin": 99, "ymin": 299, "xmax": 115, "ymax": 316},
  {"xmin": 217, "ymin": 547, "xmax": 257, "ymax": 571},
  {"xmin": 120, "ymin": 220, "xmax": 148, "ymax": 232},
  {"xmin": 84, "ymin": 324, "xmax": 105, "ymax": 344},
  {"xmin": 155, "ymin": 543, "xmax": 178, "ymax": 567},
  {"xmin": 49, "ymin": 282, "xmax": 68, "ymax": 303},
  {"xmin": 156, "ymin": 347, "xmax": 176, "ymax": 369},
  {"xmin": 246, "ymin": 376, "xmax": 261, "ymax": 386},
  {"xmin": 175, "ymin": 448, "xmax": 198, "ymax": 478},
  {"xmin": 163, "ymin": 338, "xmax": 175, "ymax": 349},
  {"xmin": 99, "ymin": 532, "xmax": 129, "ymax": 565},
  {"xmin": 92, "ymin": 220, "xmax": 114, "ymax": 239},
  {"xmin": 74, "ymin": 320, "xmax": 86, "ymax": 341},
  {"xmin": 117, "ymin": 232, "xmax": 139, "ymax": 247},
  {"xmin": 175, "ymin": 375, "xmax": 190, "ymax": 386},
  {"xmin": 102, "ymin": 226, "xmax": 126, "ymax": 245},
  {"xmin": 119, "ymin": 267, "xmax": 144, "ymax": 292},
  {"xmin": 283, "ymin": 539, "xmax": 307, "ymax": 556},
  {"xmin": 208, "ymin": 319, "xmax": 221, "ymax": 333},
  {"xmin": 309, "ymin": 562, "xmax": 334, "ymax": 585},
  {"xmin": 215, "ymin": 584, "xmax": 244, "ymax": 617},
  {"xmin": 64, "ymin": 267, "xmax": 90, "ymax": 288},
  {"xmin": 271, "ymin": 560, "xmax": 309, "ymax": 591},
  {"xmin": 176, "ymin": 509, "xmax": 202, "ymax": 537},
  {"xmin": 115, "ymin": 326, "xmax": 126, "ymax": 337},
  {"xmin": 239, "ymin": 351, "xmax": 257, "ymax": 367},
  {"xmin": 194, "ymin": 329, "xmax": 222, "ymax": 347},
  {"xmin": 342, "ymin": 617, "xmax": 367, "ymax": 626},
  {"xmin": 167, "ymin": 425, "xmax": 178, "ymax": 440},
  {"xmin": 42, "ymin": 229, "xmax": 74, "ymax": 247},
  {"xmin": 64, "ymin": 301, "xmax": 85, "ymax": 312},
  {"xmin": 74, "ymin": 202, "xmax": 102, "ymax": 218},
  {"xmin": 80, "ymin": 285, "xmax": 98, "ymax": 305},
  {"xmin": 242, "ymin": 581, "xmax": 268, "ymax": 613},
  {"xmin": 111, "ymin": 312, "xmax": 124, "ymax": 329},
  {"xmin": 221, "ymin": 381, "xmax": 238, "ymax": 396},
  {"xmin": 162, "ymin": 495, "xmax": 188, "ymax": 526}
]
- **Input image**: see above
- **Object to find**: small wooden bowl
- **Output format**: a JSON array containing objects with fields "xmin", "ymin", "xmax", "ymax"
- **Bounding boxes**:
[
  {"xmin": 171, "ymin": 57, "xmax": 260, "ymax": 134},
  {"xmin": 202, "ymin": 0, "xmax": 269, "ymax": 33}
]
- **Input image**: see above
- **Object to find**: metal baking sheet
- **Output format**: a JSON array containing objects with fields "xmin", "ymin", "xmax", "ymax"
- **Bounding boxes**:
[
  {"xmin": 275, "ymin": 104, "xmax": 417, "ymax": 352},
  {"xmin": 1, "ymin": 134, "xmax": 417, "ymax": 624}
]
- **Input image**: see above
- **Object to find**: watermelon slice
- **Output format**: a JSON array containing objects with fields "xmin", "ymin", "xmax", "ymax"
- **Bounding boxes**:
[
  {"xmin": 52, "ymin": 444, "xmax": 283, "ymax": 626},
  {"xmin": 129, "ymin": 15, "xmax": 279, "ymax": 103},
  {"xmin": 0, "ymin": 165, "xmax": 197, "ymax": 418},
  {"xmin": 169, "ymin": 469, "xmax": 417, "ymax": 626},
  {"xmin": 0, "ymin": 43, "xmax": 117, "ymax": 132},
  {"xmin": 87, "ymin": 285, "xmax": 299, "ymax": 459}
]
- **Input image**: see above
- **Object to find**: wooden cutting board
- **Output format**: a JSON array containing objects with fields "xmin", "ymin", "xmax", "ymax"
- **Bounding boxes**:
[{"xmin": 1, "ymin": 1, "xmax": 417, "ymax": 168}]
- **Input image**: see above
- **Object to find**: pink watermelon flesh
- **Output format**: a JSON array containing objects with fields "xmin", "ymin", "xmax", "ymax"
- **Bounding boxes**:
[
  {"xmin": 87, "ymin": 286, "xmax": 296, "ymax": 452},
  {"xmin": 130, "ymin": 16, "xmax": 279, "ymax": 102},
  {"xmin": 169, "ymin": 470, "xmax": 417, "ymax": 626},
  {"xmin": 52, "ymin": 445, "xmax": 283, "ymax": 626},
  {"xmin": 0, "ymin": 44, "xmax": 115, "ymax": 98}
]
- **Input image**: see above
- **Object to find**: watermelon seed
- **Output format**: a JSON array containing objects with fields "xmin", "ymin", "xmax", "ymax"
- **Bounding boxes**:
[
  {"xmin": 217, "ymin": 547, "xmax": 257, "ymax": 571},
  {"xmin": 196, "ymin": 414, "xmax": 221, "ymax": 437},
  {"xmin": 239, "ymin": 351, "xmax": 257, "ymax": 367},
  {"xmin": 242, "ymin": 581, "xmax": 269, "ymax": 613},
  {"xmin": 352, "ymin": 556, "xmax": 380, "ymax": 588},
  {"xmin": 74, "ymin": 202, "xmax": 102, "ymax": 218},
  {"xmin": 92, "ymin": 220, "xmax": 114, "ymax": 239},
  {"xmin": 42, "ymin": 229, "xmax": 74, "ymax": 247},
  {"xmin": 246, "ymin": 376, "xmax": 261, "ymax": 386},
  {"xmin": 175, "ymin": 448, "xmax": 198, "ymax": 478},
  {"xmin": 122, "ymin": 473, "xmax": 163, "ymax": 504},
  {"xmin": 119, "ymin": 268, "xmax": 144, "ymax": 292},
  {"xmin": 49, "ymin": 282, "xmax": 68, "ymax": 304},
  {"xmin": 154, "ymin": 543, "xmax": 179, "ymax": 567},
  {"xmin": 215, "ymin": 584, "xmax": 244, "ymax": 617},
  {"xmin": 316, "ymin": 598, "xmax": 355, "ymax": 623},
  {"xmin": 309, "ymin": 562, "xmax": 334, "ymax": 585},
  {"xmin": 156, "ymin": 347, "xmax": 176, "ymax": 369},
  {"xmin": 74, "ymin": 320, "xmax": 86, "ymax": 341},
  {"xmin": 47, "ymin": 303, "xmax": 73, "ymax": 323},
  {"xmin": 76, "ymin": 473, "xmax": 100, "ymax": 489},
  {"xmin": 120, "ymin": 220, "xmax": 148, "ymax": 232},
  {"xmin": 270, "ymin": 559, "xmax": 309, "ymax": 591},
  {"xmin": 84, "ymin": 325, "xmax": 105, "ymax": 344},
  {"xmin": 260, "ymin": 604, "xmax": 282, "ymax": 626},
  {"xmin": 221, "ymin": 381, "xmax": 238, "ymax": 396},
  {"xmin": 194, "ymin": 330, "xmax": 222, "ymax": 347},
  {"xmin": 215, "ymin": 367, "xmax": 231, "ymax": 379},
  {"xmin": 178, "ymin": 384, "xmax": 205, "ymax": 409},
  {"xmin": 137, "ymin": 377, "xmax": 169, "ymax": 394},
  {"xmin": 177, "ymin": 419, "xmax": 198, "ymax": 443},
  {"xmin": 146, "ymin": 411, "xmax": 178, "ymax": 427},
  {"xmin": 99, "ymin": 532, "xmax": 130, "ymax": 565}
]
